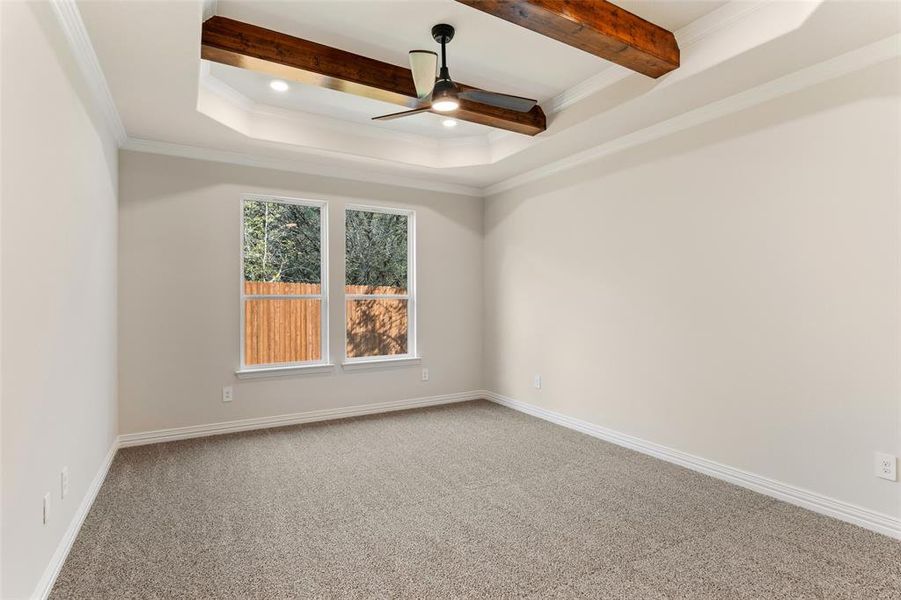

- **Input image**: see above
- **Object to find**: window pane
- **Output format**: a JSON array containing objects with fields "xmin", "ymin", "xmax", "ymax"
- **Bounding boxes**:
[
  {"xmin": 346, "ymin": 299, "xmax": 408, "ymax": 358},
  {"xmin": 245, "ymin": 298, "xmax": 321, "ymax": 365},
  {"xmin": 345, "ymin": 210, "xmax": 408, "ymax": 294},
  {"xmin": 244, "ymin": 200, "xmax": 321, "ymax": 295}
]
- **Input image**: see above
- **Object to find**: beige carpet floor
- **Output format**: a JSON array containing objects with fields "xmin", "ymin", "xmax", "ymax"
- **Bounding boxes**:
[{"xmin": 51, "ymin": 400, "xmax": 899, "ymax": 599}]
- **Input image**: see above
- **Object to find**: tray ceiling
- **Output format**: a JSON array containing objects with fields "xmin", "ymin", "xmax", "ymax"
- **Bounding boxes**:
[{"xmin": 75, "ymin": 0, "xmax": 899, "ymax": 192}]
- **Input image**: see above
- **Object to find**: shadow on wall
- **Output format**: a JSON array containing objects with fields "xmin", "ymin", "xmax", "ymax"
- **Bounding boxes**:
[
  {"xmin": 488, "ymin": 58, "xmax": 900, "ymax": 219},
  {"xmin": 30, "ymin": 1, "xmax": 119, "ymax": 183},
  {"xmin": 118, "ymin": 152, "xmax": 482, "ymax": 236}
]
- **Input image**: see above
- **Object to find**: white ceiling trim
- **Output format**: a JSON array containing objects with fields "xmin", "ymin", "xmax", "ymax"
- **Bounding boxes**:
[
  {"xmin": 49, "ymin": 0, "xmax": 127, "ymax": 145},
  {"xmin": 484, "ymin": 33, "xmax": 901, "ymax": 197},
  {"xmin": 62, "ymin": 0, "xmax": 892, "ymax": 200},
  {"xmin": 545, "ymin": 0, "xmax": 772, "ymax": 116},
  {"xmin": 197, "ymin": 74, "xmax": 495, "ymax": 169},
  {"xmin": 676, "ymin": 0, "xmax": 772, "ymax": 48},
  {"xmin": 200, "ymin": 65, "xmax": 490, "ymax": 152},
  {"xmin": 121, "ymin": 137, "xmax": 483, "ymax": 198}
]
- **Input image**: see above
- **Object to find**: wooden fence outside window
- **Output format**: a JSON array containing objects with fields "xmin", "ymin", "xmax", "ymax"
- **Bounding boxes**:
[{"xmin": 243, "ymin": 281, "xmax": 407, "ymax": 365}]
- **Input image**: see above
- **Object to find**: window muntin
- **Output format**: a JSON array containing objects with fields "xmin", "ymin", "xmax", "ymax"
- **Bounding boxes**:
[
  {"xmin": 344, "ymin": 206, "xmax": 415, "ymax": 361},
  {"xmin": 241, "ymin": 196, "xmax": 327, "ymax": 368}
]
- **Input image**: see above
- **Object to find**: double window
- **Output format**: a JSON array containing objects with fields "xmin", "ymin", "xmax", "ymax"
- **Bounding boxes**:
[{"xmin": 239, "ymin": 196, "xmax": 415, "ymax": 372}]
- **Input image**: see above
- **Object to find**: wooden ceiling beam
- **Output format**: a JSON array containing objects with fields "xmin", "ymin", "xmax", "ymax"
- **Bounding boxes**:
[
  {"xmin": 453, "ymin": 0, "xmax": 679, "ymax": 78},
  {"xmin": 201, "ymin": 16, "xmax": 546, "ymax": 136}
]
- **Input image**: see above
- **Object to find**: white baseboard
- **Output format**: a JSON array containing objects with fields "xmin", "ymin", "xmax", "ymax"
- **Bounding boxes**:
[
  {"xmin": 32, "ymin": 389, "xmax": 897, "ymax": 600},
  {"xmin": 484, "ymin": 391, "xmax": 901, "ymax": 540},
  {"xmin": 118, "ymin": 390, "xmax": 485, "ymax": 447},
  {"xmin": 32, "ymin": 440, "xmax": 119, "ymax": 600}
]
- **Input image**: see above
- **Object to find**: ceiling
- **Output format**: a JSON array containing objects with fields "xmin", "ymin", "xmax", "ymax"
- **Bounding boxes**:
[
  {"xmin": 212, "ymin": 0, "xmax": 723, "ymax": 103},
  {"xmin": 76, "ymin": 0, "xmax": 900, "ymax": 193},
  {"xmin": 208, "ymin": 62, "xmax": 494, "ymax": 139}
]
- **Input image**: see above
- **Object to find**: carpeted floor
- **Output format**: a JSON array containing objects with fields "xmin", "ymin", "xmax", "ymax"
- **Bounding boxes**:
[{"xmin": 52, "ymin": 400, "xmax": 899, "ymax": 599}]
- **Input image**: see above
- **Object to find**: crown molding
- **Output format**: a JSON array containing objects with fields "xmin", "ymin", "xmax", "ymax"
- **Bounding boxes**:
[
  {"xmin": 202, "ymin": 0, "xmax": 218, "ymax": 22},
  {"xmin": 126, "ymin": 31, "xmax": 899, "ymax": 201},
  {"xmin": 675, "ymin": 0, "xmax": 772, "ymax": 48},
  {"xmin": 55, "ymin": 0, "xmax": 893, "ymax": 201},
  {"xmin": 195, "ymin": 0, "xmax": 776, "ymax": 168},
  {"xmin": 484, "ymin": 33, "xmax": 901, "ymax": 196},
  {"xmin": 545, "ymin": 64, "xmax": 629, "ymax": 115},
  {"xmin": 49, "ymin": 0, "xmax": 127, "ymax": 146},
  {"xmin": 121, "ymin": 137, "xmax": 483, "ymax": 197},
  {"xmin": 199, "ymin": 62, "xmax": 254, "ymax": 111},
  {"xmin": 199, "ymin": 64, "xmax": 494, "ymax": 164}
]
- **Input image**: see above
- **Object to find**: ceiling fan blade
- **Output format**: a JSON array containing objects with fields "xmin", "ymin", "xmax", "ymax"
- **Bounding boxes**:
[
  {"xmin": 372, "ymin": 105, "xmax": 432, "ymax": 121},
  {"xmin": 458, "ymin": 89, "xmax": 537, "ymax": 112},
  {"xmin": 409, "ymin": 50, "xmax": 438, "ymax": 99}
]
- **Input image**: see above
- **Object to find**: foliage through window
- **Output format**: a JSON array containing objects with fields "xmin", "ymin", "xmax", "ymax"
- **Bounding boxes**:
[
  {"xmin": 241, "ymin": 197, "xmax": 326, "ymax": 367},
  {"xmin": 345, "ymin": 207, "xmax": 414, "ymax": 360}
]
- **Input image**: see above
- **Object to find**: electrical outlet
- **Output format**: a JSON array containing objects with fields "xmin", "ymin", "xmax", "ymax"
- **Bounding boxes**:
[
  {"xmin": 61, "ymin": 467, "xmax": 69, "ymax": 499},
  {"xmin": 875, "ymin": 452, "xmax": 897, "ymax": 481},
  {"xmin": 532, "ymin": 374, "xmax": 542, "ymax": 390},
  {"xmin": 421, "ymin": 368, "xmax": 429, "ymax": 382},
  {"xmin": 222, "ymin": 386, "xmax": 234, "ymax": 403},
  {"xmin": 43, "ymin": 493, "xmax": 51, "ymax": 524}
]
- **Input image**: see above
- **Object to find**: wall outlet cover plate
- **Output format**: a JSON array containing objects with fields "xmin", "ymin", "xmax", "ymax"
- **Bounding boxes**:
[{"xmin": 875, "ymin": 452, "xmax": 897, "ymax": 481}]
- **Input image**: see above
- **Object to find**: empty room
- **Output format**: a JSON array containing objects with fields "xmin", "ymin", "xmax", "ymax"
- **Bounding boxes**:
[{"xmin": 2, "ymin": 0, "xmax": 900, "ymax": 598}]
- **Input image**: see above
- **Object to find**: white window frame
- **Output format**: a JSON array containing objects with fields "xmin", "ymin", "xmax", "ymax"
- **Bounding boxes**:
[
  {"xmin": 238, "ymin": 194, "xmax": 330, "ymax": 376},
  {"xmin": 343, "ymin": 204, "xmax": 417, "ymax": 365}
]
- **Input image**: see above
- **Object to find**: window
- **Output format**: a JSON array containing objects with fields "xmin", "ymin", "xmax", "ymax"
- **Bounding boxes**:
[
  {"xmin": 344, "ymin": 205, "xmax": 415, "ymax": 362},
  {"xmin": 240, "ymin": 195, "xmax": 327, "ymax": 370}
]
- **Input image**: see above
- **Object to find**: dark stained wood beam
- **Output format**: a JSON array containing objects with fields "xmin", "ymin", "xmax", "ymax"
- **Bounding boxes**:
[
  {"xmin": 201, "ymin": 16, "xmax": 546, "ymax": 135},
  {"xmin": 453, "ymin": 0, "xmax": 679, "ymax": 78}
]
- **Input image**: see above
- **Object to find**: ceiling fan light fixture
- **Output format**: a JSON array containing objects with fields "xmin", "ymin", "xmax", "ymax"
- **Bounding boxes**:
[
  {"xmin": 431, "ymin": 81, "xmax": 459, "ymax": 112},
  {"xmin": 432, "ymin": 98, "xmax": 459, "ymax": 112}
]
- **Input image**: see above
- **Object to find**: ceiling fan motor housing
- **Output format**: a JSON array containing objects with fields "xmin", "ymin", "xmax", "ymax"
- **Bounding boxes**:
[
  {"xmin": 433, "ymin": 78, "xmax": 456, "ymax": 95},
  {"xmin": 431, "ymin": 23, "xmax": 455, "ymax": 44}
]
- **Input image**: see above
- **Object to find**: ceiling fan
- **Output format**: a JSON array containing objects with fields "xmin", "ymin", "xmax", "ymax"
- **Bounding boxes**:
[{"xmin": 372, "ymin": 24, "xmax": 538, "ymax": 122}]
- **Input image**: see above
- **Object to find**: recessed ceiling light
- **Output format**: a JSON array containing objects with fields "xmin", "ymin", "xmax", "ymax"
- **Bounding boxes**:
[
  {"xmin": 269, "ymin": 80, "xmax": 289, "ymax": 92},
  {"xmin": 442, "ymin": 119, "xmax": 457, "ymax": 128}
]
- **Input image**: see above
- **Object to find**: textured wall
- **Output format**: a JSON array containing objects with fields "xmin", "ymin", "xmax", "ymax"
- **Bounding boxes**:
[
  {"xmin": 483, "ymin": 60, "xmax": 901, "ymax": 519},
  {"xmin": 117, "ymin": 151, "xmax": 483, "ymax": 434},
  {"xmin": 1, "ymin": 3, "xmax": 119, "ymax": 597}
]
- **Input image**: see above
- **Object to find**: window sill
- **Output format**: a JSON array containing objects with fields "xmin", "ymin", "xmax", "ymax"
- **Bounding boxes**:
[
  {"xmin": 236, "ymin": 364, "xmax": 336, "ymax": 380},
  {"xmin": 341, "ymin": 356, "xmax": 421, "ymax": 371}
]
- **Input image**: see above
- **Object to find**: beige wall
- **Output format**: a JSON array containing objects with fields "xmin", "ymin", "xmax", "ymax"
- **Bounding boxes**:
[
  {"xmin": 484, "ymin": 60, "xmax": 901, "ymax": 519},
  {"xmin": 118, "ymin": 151, "xmax": 483, "ymax": 434},
  {"xmin": 1, "ymin": 3, "xmax": 119, "ymax": 598}
]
